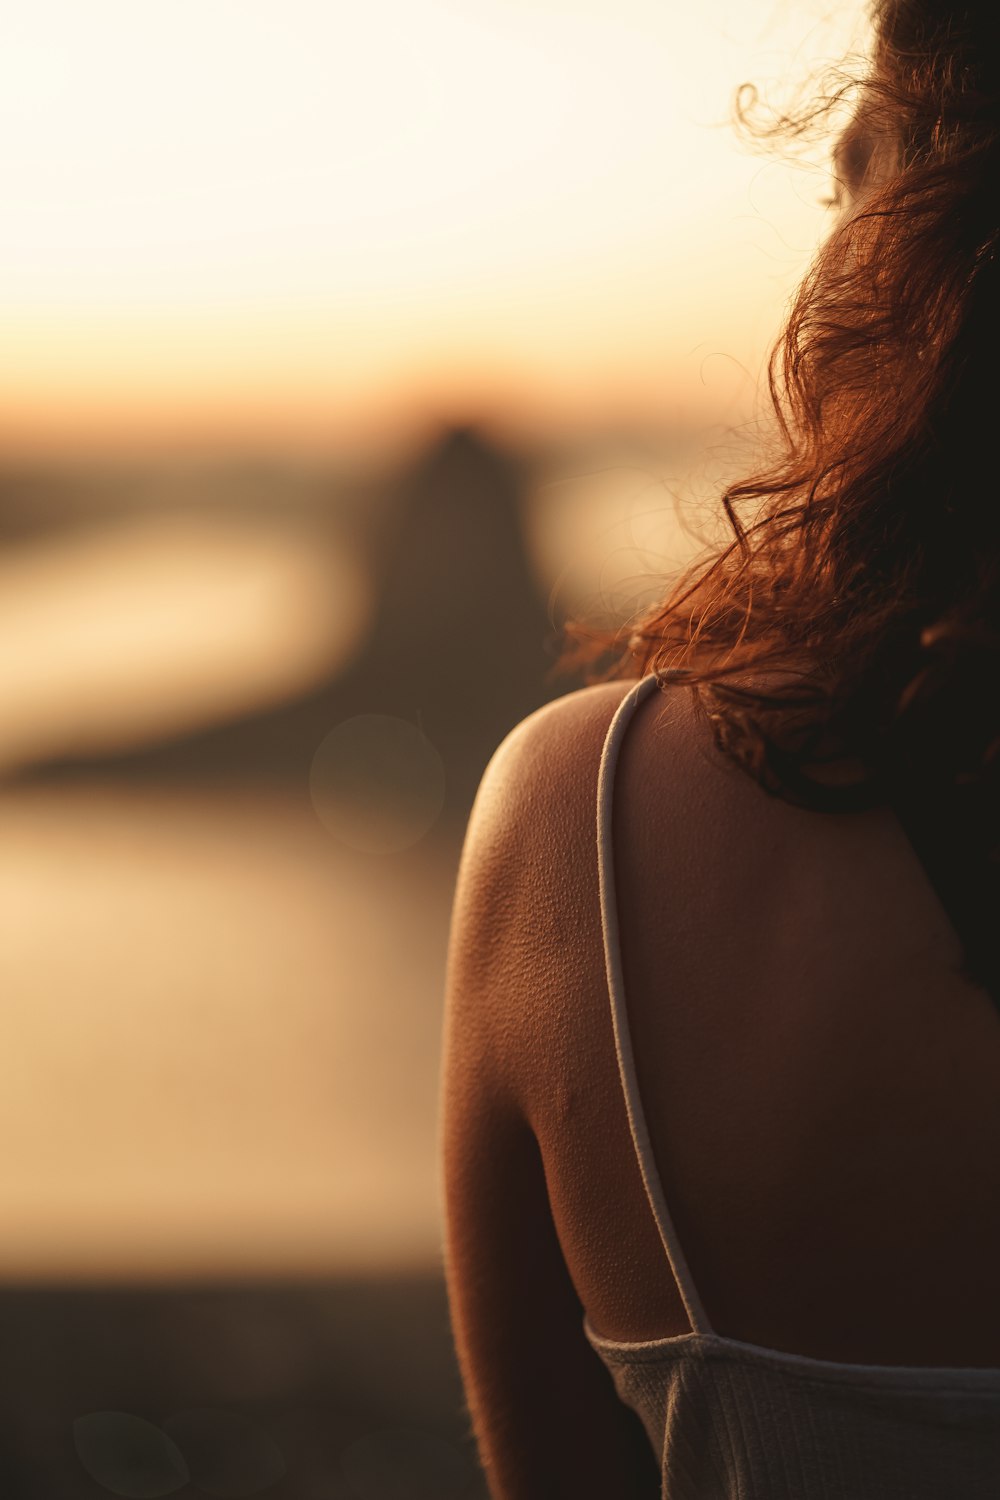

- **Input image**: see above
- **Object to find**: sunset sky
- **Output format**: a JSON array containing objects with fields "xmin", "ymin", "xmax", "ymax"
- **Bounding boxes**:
[{"xmin": 0, "ymin": 0, "xmax": 868, "ymax": 455}]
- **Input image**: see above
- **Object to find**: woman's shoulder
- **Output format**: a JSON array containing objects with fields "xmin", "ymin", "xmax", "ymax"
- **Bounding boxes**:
[
  {"xmin": 480, "ymin": 676, "xmax": 639, "ymax": 785},
  {"xmin": 456, "ymin": 679, "xmax": 637, "ymax": 878},
  {"xmin": 447, "ymin": 676, "xmax": 707, "ymax": 1120},
  {"xmin": 445, "ymin": 680, "xmax": 649, "ymax": 1104},
  {"xmin": 465, "ymin": 674, "xmax": 700, "ymax": 849}
]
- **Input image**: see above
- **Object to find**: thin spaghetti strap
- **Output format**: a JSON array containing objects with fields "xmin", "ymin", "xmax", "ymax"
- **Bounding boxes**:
[{"xmin": 596, "ymin": 674, "xmax": 714, "ymax": 1338}]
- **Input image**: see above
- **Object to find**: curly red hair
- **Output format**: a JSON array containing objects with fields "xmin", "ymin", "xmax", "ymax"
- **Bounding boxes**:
[{"xmin": 558, "ymin": 0, "xmax": 1000, "ymax": 844}]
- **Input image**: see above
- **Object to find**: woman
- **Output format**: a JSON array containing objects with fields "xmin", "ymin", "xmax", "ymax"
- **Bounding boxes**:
[{"xmin": 440, "ymin": 1, "xmax": 1000, "ymax": 1494}]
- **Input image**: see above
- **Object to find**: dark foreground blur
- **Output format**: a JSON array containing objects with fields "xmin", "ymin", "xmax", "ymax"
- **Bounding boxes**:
[{"xmin": 0, "ymin": 1277, "xmax": 488, "ymax": 1498}]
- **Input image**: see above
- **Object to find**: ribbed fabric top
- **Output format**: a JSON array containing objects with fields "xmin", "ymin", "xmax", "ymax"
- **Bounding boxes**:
[{"xmin": 585, "ymin": 672, "xmax": 1000, "ymax": 1497}]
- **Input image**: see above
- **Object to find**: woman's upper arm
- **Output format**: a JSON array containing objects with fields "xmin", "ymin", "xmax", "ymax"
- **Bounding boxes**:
[{"xmin": 439, "ymin": 710, "xmax": 661, "ymax": 1499}]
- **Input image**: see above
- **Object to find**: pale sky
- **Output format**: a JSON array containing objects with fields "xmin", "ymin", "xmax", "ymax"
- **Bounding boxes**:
[{"xmin": 0, "ymin": 0, "xmax": 869, "ymax": 454}]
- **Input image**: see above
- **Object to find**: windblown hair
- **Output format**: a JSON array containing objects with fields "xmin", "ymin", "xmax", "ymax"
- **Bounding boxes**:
[{"xmin": 560, "ymin": 0, "xmax": 1000, "ymax": 863}]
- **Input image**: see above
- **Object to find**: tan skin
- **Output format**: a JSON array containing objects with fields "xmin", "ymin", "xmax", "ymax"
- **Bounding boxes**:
[{"xmin": 441, "ymin": 677, "xmax": 1000, "ymax": 1499}]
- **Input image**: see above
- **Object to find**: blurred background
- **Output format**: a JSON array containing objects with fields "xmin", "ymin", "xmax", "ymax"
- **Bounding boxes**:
[{"xmin": 0, "ymin": 0, "xmax": 867, "ymax": 1494}]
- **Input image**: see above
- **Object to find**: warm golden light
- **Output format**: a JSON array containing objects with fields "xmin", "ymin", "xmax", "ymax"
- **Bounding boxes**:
[
  {"xmin": 0, "ymin": 0, "xmax": 868, "ymax": 453},
  {"xmin": 0, "ymin": 782, "xmax": 451, "ymax": 1278},
  {"xmin": 0, "ymin": 0, "xmax": 873, "ymax": 1287},
  {"xmin": 0, "ymin": 512, "xmax": 372, "ymax": 771}
]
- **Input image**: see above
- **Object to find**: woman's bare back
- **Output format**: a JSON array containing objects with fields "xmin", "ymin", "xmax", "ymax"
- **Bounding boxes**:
[{"xmin": 521, "ymin": 678, "xmax": 1000, "ymax": 1370}]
